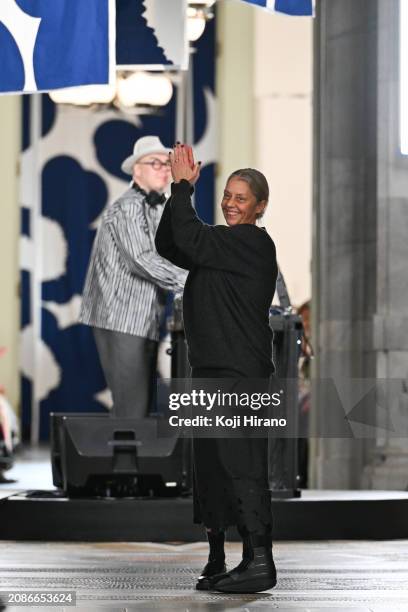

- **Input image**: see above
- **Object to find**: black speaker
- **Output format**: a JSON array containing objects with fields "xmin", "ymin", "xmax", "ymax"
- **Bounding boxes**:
[
  {"xmin": 50, "ymin": 413, "xmax": 192, "ymax": 497},
  {"xmin": 168, "ymin": 295, "xmax": 191, "ymax": 379},
  {"xmin": 268, "ymin": 312, "xmax": 303, "ymax": 498}
]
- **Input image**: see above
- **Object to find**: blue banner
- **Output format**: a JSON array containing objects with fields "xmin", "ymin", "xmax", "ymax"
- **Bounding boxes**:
[
  {"xmin": 116, "ymin": 0, "xmax": 188, "ymax": 70},
  {"xmin": 240, "ymin": 0, "xmax": 313, "ymax": 16},
  {"xmin": 0, "ymin": 0, "xmax": 112, "ymax": 93}
]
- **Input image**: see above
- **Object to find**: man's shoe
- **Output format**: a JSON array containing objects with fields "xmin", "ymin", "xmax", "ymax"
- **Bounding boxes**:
[{"xmin": 195, "ymin": 558, "xmax": 227, "ymax": 590}]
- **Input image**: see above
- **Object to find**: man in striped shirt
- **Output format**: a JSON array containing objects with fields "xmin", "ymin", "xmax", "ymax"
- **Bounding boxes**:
[{"xmin": 79, "ymin": 136, "xmax": 187, "ymax": 418}]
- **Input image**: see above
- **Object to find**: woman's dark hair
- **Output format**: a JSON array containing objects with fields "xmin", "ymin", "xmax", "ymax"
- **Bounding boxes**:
[{"xmin": 226, "ymin": 168, "xmax": 269, "ymax": 219}]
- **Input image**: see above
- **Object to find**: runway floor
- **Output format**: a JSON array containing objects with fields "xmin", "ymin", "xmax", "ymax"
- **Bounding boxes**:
[
  {"xmin": 1, "ymin": 448, "xmax": 408, "ymax": 610},
  {"xmin": 1, "ymin": 539, "xmax": 408, "ymax": 610}
]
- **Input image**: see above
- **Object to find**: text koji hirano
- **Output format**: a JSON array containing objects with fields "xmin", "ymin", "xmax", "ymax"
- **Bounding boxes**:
[{"xmin": 168, "ymin": 415, "xmax": 287, "ymax": 428}]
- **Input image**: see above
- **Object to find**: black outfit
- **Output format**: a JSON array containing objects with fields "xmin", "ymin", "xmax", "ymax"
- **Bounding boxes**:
[{"xmin": 155, "ymin": 180, "xmax": 278, "ymax": 533}]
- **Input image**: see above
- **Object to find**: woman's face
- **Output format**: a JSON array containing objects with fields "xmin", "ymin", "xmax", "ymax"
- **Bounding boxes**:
[{"xmin": 221, "ymin": 178, "xmax": 266, "ymax": 226}]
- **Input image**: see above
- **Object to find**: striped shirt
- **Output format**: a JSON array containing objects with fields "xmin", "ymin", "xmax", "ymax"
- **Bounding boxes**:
[{"xmin": 79, "ymin": 186, "xmax": 187, "ymax": 341}]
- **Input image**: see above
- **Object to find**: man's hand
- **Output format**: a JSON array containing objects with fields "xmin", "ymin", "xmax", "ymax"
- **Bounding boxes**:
[{"xmin": 170, "ymin": 143, "xmax": 201, "ymax": 185}]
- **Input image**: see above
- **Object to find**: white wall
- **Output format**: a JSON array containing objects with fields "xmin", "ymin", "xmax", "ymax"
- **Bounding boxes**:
[
  {"xmin": 254, "ymin": 10, "xmax": 313, "ymax": 307},
  {"xmin": 0, "ymin": 96, "xmax": 21, "ymax": 408},
  {"xmin": 215, "ymin": 0, "xmax": 255, "ymax": 211},
  {"xmin": 217, "ymin": 2, "xmax": 313, "ymax": 307}
]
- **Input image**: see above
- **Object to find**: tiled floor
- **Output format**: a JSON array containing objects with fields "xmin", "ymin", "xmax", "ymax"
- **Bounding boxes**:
[{"xmin": 1, "ymin": 539, "xmax": 408, "ymax": 610}]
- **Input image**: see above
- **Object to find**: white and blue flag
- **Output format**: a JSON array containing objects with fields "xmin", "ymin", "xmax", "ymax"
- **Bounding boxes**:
[
  {"xmin": 239, "ymin": 0, "xmax": 313, "ymax": 16},
  {"xmin": 0, "ymin": 0, "xmax": 115, "ymax": 94}
]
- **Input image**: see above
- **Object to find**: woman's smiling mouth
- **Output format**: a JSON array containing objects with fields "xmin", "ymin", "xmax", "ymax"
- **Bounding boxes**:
[{"xmin": 224, "ymin": 209, "xmax": 240, "ymax": 217}]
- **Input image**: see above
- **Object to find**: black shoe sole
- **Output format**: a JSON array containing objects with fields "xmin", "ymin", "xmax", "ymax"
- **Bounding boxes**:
[
  {"xmin": 213, "ymin": 576, "xmax": 277, "ymax": 594},
  {"xmin": 195, "ymin": 579, "xmax": 213, "ymax": 591}
]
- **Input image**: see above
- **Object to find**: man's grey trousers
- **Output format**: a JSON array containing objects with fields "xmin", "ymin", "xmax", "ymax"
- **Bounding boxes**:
[{"xmin": 93, "ymin": 327, "xmax": 158, "ymax": 418}]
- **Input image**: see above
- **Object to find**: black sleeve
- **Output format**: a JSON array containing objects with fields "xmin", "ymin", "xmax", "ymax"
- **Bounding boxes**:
[
  {"xmin": 169, "ymin": 180, "xmax": 263, "ymax": 273},
  {"xmin": 155, "ymin": 195, "xmax": 194, "ymax": 271}
]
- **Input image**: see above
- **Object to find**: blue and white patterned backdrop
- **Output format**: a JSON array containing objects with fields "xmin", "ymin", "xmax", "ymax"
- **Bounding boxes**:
[
  {"xmin": 0, "ymin": 0, "xmax": 113, "ymax": 93},
  {"xmin": 116, "ymin": 0, "xmax": 188, "ymax": 69},
  {"xmin": 20, "ymin": 17, "xmax": 216, "ymax": 440}
]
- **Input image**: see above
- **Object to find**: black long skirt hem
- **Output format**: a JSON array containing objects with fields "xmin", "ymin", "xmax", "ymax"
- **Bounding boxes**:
[{"xmin": 191, "ymin": 367, "xmax": 273, "ymax": 535}]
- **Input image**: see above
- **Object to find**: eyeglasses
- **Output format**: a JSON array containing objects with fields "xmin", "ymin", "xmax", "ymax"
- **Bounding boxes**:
[{"xmin": 136, "ymin": 159, "xmax": 171, "ymax": 170}]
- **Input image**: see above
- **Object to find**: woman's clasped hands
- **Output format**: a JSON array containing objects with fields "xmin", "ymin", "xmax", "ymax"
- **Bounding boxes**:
[{"xmin": 169, "ymin": 142, "xmax": 201, "ymax": 185}]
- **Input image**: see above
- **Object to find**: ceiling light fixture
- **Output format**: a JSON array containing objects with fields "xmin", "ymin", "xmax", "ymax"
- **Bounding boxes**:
[
  {"xmin": 187, "ymin": 1, "xmax": 215, "ymax": 42},
  {"xmin": 49, "ymin": 71, "xmax": 174, "ymax": 112}
]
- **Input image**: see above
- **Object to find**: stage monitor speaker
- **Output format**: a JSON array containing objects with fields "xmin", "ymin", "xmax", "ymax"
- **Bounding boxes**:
[{"xmin": 50, "ymin": 413, "xmax": 191, "ymax": 498}]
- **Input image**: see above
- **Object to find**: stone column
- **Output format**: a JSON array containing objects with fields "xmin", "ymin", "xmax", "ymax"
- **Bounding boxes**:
[
  {"xmin": 311, "ymin": 0, "xmax": 394, "ymax": 489},
  {"xmin": 312, "ymin": 0, "xmax": 408, "ymax": 489},
  {"xmin": 362, "ymin": 0, "xmax": 408, "ymax": 489}
]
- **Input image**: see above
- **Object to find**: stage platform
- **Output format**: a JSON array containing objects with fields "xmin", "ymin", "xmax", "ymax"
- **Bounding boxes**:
[
  {"xmin": 2, "ymin": 446, "xmax": 408, "ymax": 542},
  {"xmin": 2, "ymin": 488, "xmax": 408, "ymax": 541}
]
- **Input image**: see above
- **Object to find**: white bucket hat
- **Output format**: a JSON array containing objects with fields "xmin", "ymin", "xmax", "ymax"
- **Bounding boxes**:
[{"xmin": 121, "ymin": 135, "xmax": 170, "ymax": 175}]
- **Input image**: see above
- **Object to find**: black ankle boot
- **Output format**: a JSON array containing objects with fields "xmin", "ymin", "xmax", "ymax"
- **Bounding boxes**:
[
  {"xmin": 211, "ymin": 532, "xmax": 276, "ymax": 594},
  {"xmin": 238, "ymin": 525, "xmax": 253, "ymax": 562},
  {"xmin": 207, "ymin": 524, "xmax": 255, "ymax": 587},
  {"xmin": 195, "ymin": 529, "xmax": 227, "ymax": 591}
]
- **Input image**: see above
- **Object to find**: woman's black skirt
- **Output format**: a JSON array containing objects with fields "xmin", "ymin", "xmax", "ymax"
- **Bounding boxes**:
[{"xmin": 191, "ymin": 367, "xmax": 273, "ymax": 534}]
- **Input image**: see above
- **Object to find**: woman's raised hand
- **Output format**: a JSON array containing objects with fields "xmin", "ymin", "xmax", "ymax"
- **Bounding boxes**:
[{"xmin": 169, "ymin": 143, "xmax": 201, "ymax": 185}]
